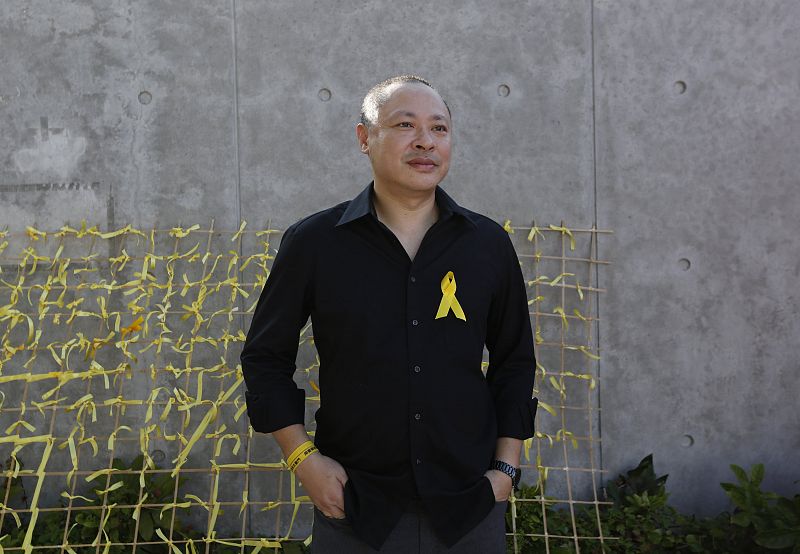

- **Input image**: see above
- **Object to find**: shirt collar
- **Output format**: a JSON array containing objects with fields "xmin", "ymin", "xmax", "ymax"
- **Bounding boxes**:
[{"xmin": 335, "ymin": 181, "xmax": 477, "ymax": 228}]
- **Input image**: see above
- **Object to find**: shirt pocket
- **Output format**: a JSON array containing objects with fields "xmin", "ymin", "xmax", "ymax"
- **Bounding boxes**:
[
  {"xmin": 433, "ymin": 269, "xmax": 489, "ymax": 364},
  {"xmin": 442, "ymin": 315, "xmax": 485, "ymax": 365}
]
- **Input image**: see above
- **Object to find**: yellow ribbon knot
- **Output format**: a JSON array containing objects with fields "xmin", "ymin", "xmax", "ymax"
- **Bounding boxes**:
[{"xmin": 435, "ymin": 271, "xmax": 466, "ymax": 321}]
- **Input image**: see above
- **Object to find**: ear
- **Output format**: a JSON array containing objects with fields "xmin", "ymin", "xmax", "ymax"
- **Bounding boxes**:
[{"xmin": 356, "ymin": 123, "xmax": 369, "ymax": 154}]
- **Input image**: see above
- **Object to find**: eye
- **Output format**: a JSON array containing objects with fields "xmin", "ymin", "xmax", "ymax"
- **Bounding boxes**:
[
  {"xmin": 397, "ymin": 121, "xmax": 413, "ymax": 128},
  {"xmin": 433, "ymin": 125, "xmax": 448, "ymax": 132}
]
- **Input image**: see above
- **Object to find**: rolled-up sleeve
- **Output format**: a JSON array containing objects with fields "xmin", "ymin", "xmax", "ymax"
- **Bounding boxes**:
[
  {"xmin": 485, "ymin": 231, "xmax": 538, "ymax": 439},
  {"xmin": 240, "ymin": 222, "xmax": 313, "ymax": 434}
]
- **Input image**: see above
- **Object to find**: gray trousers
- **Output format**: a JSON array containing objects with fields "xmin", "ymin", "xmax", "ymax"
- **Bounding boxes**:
[{"xmin": 310, "ymin": 501, "xmax": 507, "ymax": 553}]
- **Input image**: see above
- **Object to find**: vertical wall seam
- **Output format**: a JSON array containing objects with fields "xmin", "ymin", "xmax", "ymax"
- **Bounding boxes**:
[
  {"xmin": 230, "ymin": 0, "xmax": 249, "ymax": 536},
  {"xmin": 589, "ymin": 0, "xmax": 604, "ymax": 481},
  {"xmin": 231, "ymin": 0, "xmax": 242, "ymax": 228}
]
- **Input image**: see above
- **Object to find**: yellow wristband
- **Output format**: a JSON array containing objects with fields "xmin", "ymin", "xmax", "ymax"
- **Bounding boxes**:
[
  {"xmin": 288, "ymin": 444, "xmax": 318, "ymax": 471},
  {"xmin": 286, "ymin": 441, "xmax": 318, "ymax": 472},
  {"xmin": 289, "ymin": 445, "xmax": 317, "ymax": 471},
  {"xmin": 286, "ymin": 440, "xmax": 313, "ymax": 467}
]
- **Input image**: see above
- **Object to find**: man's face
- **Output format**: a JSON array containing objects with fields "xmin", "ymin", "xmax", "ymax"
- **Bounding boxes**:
[{"xmin": 356, "ymin": 83, "xmax": 452, "ymax": 194}]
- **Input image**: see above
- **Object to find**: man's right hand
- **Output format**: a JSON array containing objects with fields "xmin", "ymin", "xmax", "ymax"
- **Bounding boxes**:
[{"xmin": 294, "ymin": 452, "xmax": 349, "ymax": 519}]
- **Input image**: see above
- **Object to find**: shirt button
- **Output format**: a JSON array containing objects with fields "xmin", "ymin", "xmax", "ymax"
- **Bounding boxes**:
[
  {"xmin": 412, "ymin": 319, "xmax": 419, "ymax": 326},
  {"xmin": 410, "ymin": 275, "xmax": 416, "ymax": 283},
  {"xmin": 414, "ymin": 412, "xmax": 421, "ymax": 420},
  {"xmin": 413, "ymin": 365, "xmax": 421, "ymax": 373}
]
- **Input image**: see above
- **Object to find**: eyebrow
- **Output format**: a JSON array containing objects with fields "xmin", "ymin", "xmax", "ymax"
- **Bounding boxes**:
[{"xmin": 387, "ymin": 111, "xmax": 449, "ymax": 122}]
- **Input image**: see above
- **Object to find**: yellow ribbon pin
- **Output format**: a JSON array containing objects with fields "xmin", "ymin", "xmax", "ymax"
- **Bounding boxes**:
[{"xmin": 435, "ymin": 271, "xmax": 466, "ymax": 321}]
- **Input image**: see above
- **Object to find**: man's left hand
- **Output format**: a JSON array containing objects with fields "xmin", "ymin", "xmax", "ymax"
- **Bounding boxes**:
[{"xmin": 484, "ymin": 469, "xmax": 513, "ymax": 502}]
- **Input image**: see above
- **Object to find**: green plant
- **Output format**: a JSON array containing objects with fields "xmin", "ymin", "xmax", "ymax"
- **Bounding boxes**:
[
  {"xmin": 506, "ymin": 481, "xmax": 604, "ymax": 553},
  {"xmin": 721, "ymin": 463, "xmax": 800, "ymax": 551},
  {"xmin": 606, "ymin": 454, "xmax": 668, "ymax": 507},
  {"xmin": 59, "ymin": 453, "xmax": 198, "ymax": 553},
  {"xmin": 0, "ymin": 455, "xmax": 29, "ymax": 550},
  {"xmin": 507, "ymin": 456, "xmax": 799, "ymax": 553},
  {"xmin": 601, "ymin": 454, "xmax": 701, "ymax": 552},
  {"xmin": 1, "ymin": 454, "xmax": 313, "ymax": 553},
  {"xmin": 1, "ymin": 454, "xmax": 196, "ymax": 553}
]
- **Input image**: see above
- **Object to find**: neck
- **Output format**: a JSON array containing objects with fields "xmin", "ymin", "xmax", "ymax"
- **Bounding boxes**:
[{"xmin": 372, "ymin": 181, "xmax": 439, "ymax": 232}]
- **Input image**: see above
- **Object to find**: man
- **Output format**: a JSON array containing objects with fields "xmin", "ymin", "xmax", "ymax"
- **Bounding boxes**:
[{"xmin": 240, "ymin": 75, "xmax": 538, "ymax": 553}]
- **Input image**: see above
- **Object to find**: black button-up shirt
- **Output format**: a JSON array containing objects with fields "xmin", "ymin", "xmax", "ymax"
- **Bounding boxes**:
[{"xmin": 240, "ymin": 181, "xmax": 538, "ymax": 549}]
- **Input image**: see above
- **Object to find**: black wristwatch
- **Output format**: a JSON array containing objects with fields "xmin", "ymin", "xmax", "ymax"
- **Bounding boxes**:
[{"xmin": 489, "ymin": 460, "xmax": 521, "ymax": 491}]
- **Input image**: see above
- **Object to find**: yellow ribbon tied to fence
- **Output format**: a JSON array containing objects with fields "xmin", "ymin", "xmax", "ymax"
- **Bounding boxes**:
[{"xmin": 435, "ymin": 271, "xmax": 466, "ymax": 321}]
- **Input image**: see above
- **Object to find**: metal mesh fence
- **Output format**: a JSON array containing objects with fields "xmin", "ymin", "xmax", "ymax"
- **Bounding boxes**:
[{"xmin": 0, "ymin": 219, "xmax": 610, "ymax": 553}]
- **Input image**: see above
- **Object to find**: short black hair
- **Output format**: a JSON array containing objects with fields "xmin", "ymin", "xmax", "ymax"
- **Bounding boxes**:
[{"xmin": 359, "ymin": 75, "xmax": 451, "ymax": 128}]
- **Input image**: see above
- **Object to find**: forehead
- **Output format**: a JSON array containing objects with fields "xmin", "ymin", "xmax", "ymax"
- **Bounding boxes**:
[{"xmin": 378, "ymin": 83, "xmax": 449, "ymax": 121}]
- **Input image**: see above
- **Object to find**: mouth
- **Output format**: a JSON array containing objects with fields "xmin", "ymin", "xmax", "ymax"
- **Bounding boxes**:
[{"xmin": 407, "ymin": 158, "xmax": 438, "ymax": 170}]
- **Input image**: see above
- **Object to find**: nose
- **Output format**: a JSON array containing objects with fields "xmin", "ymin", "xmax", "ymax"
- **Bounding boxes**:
[{"xmin": 413, "ymin": 128, "xmax": 435, "ymax": 150}]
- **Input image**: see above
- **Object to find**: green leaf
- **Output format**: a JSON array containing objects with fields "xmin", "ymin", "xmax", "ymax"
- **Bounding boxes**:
[
  {"xmin": 154, "ymin": 508, "xmax": 172, "ymax": 529},
  {"xmin": 75, "ymin": 512, "xmax": 99, "ymax": 529},
  {"xmin": 755, "ymin": 527, "xmax": 800, "ymax": 549},
  {"xmin": 731, "ymin": 511, "xmax": 751, "ymax": 527},
  {"xmin": 111, "ymin": 457, "xmax": 127, "ymax": 471},
  {"xmin": 138, "ymin": 512, "xmax": 154, "ymax": 541},
  {"xmin": 775, "ymin": 498, "xmax": 800, "ymax": 524},
  {"xmin": 726, "ymin": 488, "xmax": 748, "ymax": 509},
  {"xmin": 751, "ymin": 464, "xmax": 765, "ymax": 487},
  {"xmin": 150, "ymin": 473, "xmax": 176, "ymax": 500},
  {"xmin": 730, "ymin": 464, "xmax": 749, "ymax": 484},
  {"xmin": 131, "ymin": 453, "xmax": 145, "ymax": 470}
]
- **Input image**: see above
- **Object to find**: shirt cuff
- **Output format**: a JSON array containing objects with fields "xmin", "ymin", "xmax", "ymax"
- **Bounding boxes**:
[
  {"xmin": 244, "ymin": 388, "xmax": 306, "ymax": 434},
  {"xmin": 496, "ymin": 397, "xmax": 538, "ymax": 440}
]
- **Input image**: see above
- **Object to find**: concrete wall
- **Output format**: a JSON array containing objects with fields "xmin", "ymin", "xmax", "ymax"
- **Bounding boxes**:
[
  {"xmin": 595, "ymin": 1, "xmax": 800, "ymax": 514},
  {"xmin": 2, "ymin": 0, "xmax": 798, "ymax": 516}
]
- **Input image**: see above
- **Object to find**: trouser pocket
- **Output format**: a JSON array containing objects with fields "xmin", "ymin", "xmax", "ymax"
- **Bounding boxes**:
[{"xmin": 313, "ymin": 505, "xmax": 350, "ymax": 527}]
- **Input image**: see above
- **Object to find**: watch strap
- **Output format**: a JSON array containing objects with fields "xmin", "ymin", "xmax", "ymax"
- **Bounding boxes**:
[{"xmin": 489, "ymin": 459, "xmax": 521, "ymax": 490}]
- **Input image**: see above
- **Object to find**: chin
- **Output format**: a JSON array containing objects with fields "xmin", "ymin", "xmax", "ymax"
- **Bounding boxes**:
[
  {"xmin": 378, "ymin": 170, "xmax": 446, "ymax": 193},
  {"xmin": 405, "ymin": 179, "xmax": 441, "ymax": 193},
  {"xmin": 407, "ymin": 171, "xmax": 447, "ymax": 190}
]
